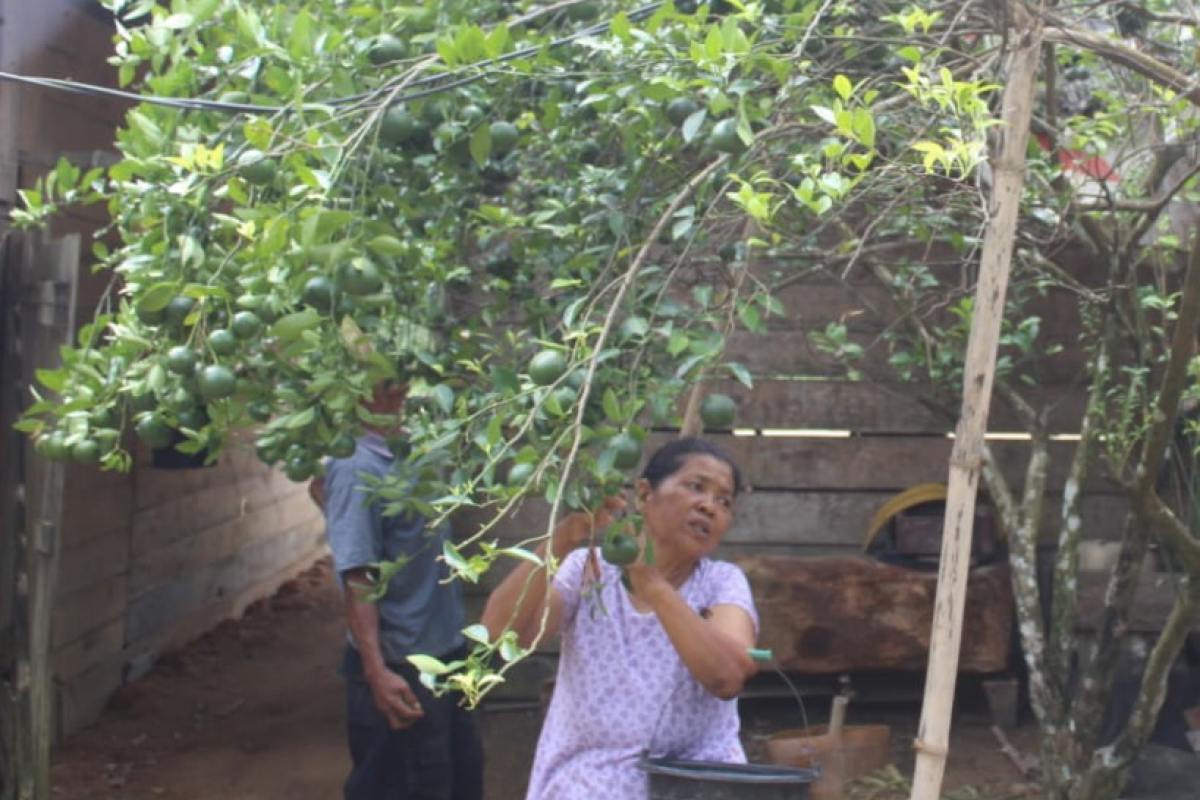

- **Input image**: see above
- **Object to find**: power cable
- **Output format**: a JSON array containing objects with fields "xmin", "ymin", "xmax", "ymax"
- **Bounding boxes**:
[{"xmin": 0, "ymin": 3, "xmax": 664, "ymax": 116}]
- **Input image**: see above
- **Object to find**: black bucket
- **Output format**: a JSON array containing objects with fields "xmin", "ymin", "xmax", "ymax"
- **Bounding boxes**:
[{"xmin": 639, "ymin": 756, "xmax": 817, "ymax": 800}]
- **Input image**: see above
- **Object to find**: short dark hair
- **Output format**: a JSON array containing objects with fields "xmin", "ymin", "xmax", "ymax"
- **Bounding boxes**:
[{"xmin": 640, "ymin": 437, "xmax": 744, "ymax": 495}]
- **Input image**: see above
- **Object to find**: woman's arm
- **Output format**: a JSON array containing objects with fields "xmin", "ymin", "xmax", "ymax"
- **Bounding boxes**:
[
  {"xmin": 631, "ymin": 568, "xmax": 757, "ymax": 700},
  {"xmin": 482, "ymin": 496, "xmax": 624, "ymax": 648}
]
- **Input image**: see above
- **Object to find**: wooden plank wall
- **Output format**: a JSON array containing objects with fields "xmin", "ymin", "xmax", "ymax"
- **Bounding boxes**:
[
  {"xmin": 0, "ymin": 0, "xmax": 328, "ymax": 736},
  {"xmin": 471, "ymin": 265, "xmax": 1116, "ymax": 561},
  {"xmin": 464, "ymin": 255, "xmax": 1121, "ymax": 693}
]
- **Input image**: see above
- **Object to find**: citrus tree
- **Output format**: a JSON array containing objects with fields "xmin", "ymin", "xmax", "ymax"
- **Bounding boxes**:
[{"xmin": 16, "ymin": 0, "xmax": 1200, "ymax": 797}]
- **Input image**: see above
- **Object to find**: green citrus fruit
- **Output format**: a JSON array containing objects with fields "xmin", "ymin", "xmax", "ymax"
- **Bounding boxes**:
[
  {"xmin": 601, "ymin": 531, "xmax": 640, "ymax": 566},
  {"xmin": 489, "ymin": 121, "xmax": 520, "ymax": 157},
  {"xmin": 529, "ymin": 350, "xmax": 569, "ymax": 386},
  {"xmin": 167, "ymin": 386, "xmax": 196, "ymax": 412},
  {"xmin": 379, "ymin": 107, "xmax": 424, "ymax": 147},
  {"xmin": 578, "ymin": 139, "xmax": 601, "ymax": 164},
  {"xmin": 198, "ymin": 364, "xmax": 237, "ymax": 401},
  {"xmin": 700, "ymin": 393, "xmax": 737, "ymax": 429},
  {"xmin": 90, "ymin": 405, "xmax": 118, "ymax": 429},
  {"xmin": 368, "ymin": 33, "xmax": 407, "ymax": 65},
  {"xmin": 237, "ymin": 149, "xmax": 277, "ymax": 185},
  {"xmin": 461, "ymin": 104, "xmax": 487, "ymax": 126},
  {"xmin": 301, "ymin": 276, "xmax": 336, "ymax": 312},
  {"xmin": 507, "ymin": 461, "xmax": 537, "ymax": 488},
  {"xmin": 665, "ymin": 96, "xmax": 700, "ymax": 126},
  {"xmin": 247, "ymin": 399, "xmax": 273, "ymax": 423},
  {"xmin": 163, "ymin": 295, "xmax": 197, "ymax": 329},
  {"xmin": 166, "ymin": 346, "xmax": 198, "ymax": 376},
  {"xmin": 136, "ymin": 414, "xmax": 175, "ymax": 449},
  {"xmin": 230, "ymin": 310, "xmax": 263, "ymax": 340},
  {"xmin": 608, "ymin": 432, "xmax": 642, "ymax": 470},
  {"xmin": 284, "ymin": 456, "xmax": 315, "ymax": 482},
  {"xmin": 128, "ymin": 391, "xmax": 158, "ymax": 414},
  {"xmin": 176, "ymin": 407, "xmax": 207, "ymax": 430},
  {"xmin": 546, "ymin": 386, "xmax": 578, "ymax": 417},
  {"xmin": 337, "ymin": 257, "xmax": 384, "ymax": 296},
  {"xmin": 208, "ymin": 329, "xmax": 239, "ymax": 356},
  {"xmin": 38, "ymin": 432, "xmax": 71, "ymax": 462},
  {"xmin": 71, "ymin": 438, "xmax": 101, "ymax": 464},
  {"xmin": 708, "ymin": 118, "xmax": 748, "ymax": 154},
  {"xmin": 421, "ymin": 100, "xmax": 449, "ymax": 125}
]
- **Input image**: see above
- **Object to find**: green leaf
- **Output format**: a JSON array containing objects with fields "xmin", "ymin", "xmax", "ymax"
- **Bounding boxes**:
[
  {"xmin": 287, "ymin": 9, "xmax": 315, "ymax": 59},
  {"xmin": 435, "ymin": 37, "xmax": 459, "ymax": 68},
  {"xmin": 462, "ymin": 623, "xmax": 491, "ymax": 645},
  {"xmin": 137, "ymin": 283, "xmax": 178, "ymax": 312},
  {"xmin": 811, "ymin": 105, "xmax": 836, "ymax": 127},
  {"xmin": 602, "ymin": 387, "xmax": 621, "ymax": 423},
  {"xmin": 833, "ymin": 74, "xmax": 853, "ymax": 101},
  {"xmin": 271, "ymin": 309, "xmax": 322, "ymax": 342},
  {"xmin": 727, "ymin": 362, "xmax": 753, "ymax": 388},
  {"xmin": 497, "ymin": 546, "xmax": 544, "ymax": 566},
  {"xmin": 281, "ymin": 407, "xmax": 317, "ymax": 429},
  {"xmin": 407, "ymin": 654, "xmax": 450, "ymax": 675},
  {"xmin": 681, "ymin": 109, "xmax": 707, "ymax": 143},
  {"xmin": 35, "ymin": 368, "xmax": 66, "ymax": 392},
  {"xmin": 667, "ymin": 330, "xmax": 689, "ymax": 356},
  {"xmin": 160, "ymin": 13, "xmax": 194, "ymax": 30},
  {"xmin": 366, "ymin": 235, "xmax": 406, "ymax": 257},
  {"xmin": 431, "ymin": 384, "xmax": 455, "ymax": 414},
  {"xmin": 470, "ymin": 123, "xmax": 492, "ymax": 168}
]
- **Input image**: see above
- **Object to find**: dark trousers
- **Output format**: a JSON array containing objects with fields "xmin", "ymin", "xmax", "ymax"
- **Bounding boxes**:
[{"xmin": 341, "ymin": 645, "xmax": 484, "ymax": 800}]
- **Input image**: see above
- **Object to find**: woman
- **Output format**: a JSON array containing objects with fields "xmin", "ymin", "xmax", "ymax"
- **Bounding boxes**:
[{"xmin": 482, "ymin": 437, "xmax": 759, "ymax": 800}]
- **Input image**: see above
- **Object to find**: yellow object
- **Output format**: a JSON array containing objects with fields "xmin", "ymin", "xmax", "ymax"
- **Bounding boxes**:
[{"xmin": 862, "ymin": 483, "xmax": 949, "ymax": 551}]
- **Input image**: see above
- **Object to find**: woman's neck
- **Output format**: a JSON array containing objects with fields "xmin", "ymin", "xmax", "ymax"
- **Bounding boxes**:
[{"xmin": 653, "ymin": 549, "xmax": 698, "ymax": 589}]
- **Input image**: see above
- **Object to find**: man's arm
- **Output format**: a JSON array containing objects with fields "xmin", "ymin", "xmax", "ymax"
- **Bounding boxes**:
[
  {"xmin": 341, "ymin": 567, "xmax": 424, "ymax": 729},
  {"xmin": 308, "ymin": 475, "xmax": 326, "ymax": 509}
]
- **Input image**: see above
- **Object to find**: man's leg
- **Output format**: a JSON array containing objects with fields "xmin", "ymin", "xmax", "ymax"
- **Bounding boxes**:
[
  {"xmin": 450, "ymin": 702, "xmax": 484, "ymax": 800},
  {"xmin": 341, "ymin": 646, "xmax": 466, "ymax": 800}
]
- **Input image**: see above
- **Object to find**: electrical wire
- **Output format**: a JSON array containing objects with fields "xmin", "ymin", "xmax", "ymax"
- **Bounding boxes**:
[{"xmin": 0, "ymin": 2, "xmax": 664, "ymax": 117}]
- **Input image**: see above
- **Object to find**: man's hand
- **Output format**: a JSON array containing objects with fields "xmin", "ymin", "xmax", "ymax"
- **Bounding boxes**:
[{"xmin": 367, "ymin": 668, "xmax": 424, "ymax": 729}]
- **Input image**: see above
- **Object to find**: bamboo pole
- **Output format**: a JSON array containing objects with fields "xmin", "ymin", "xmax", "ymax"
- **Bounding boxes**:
[{"xmin": 907, "ymin": 9, "xmax": 1044, "ymax": 800}]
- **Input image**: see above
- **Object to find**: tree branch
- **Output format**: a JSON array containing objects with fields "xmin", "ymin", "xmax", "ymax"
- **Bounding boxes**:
[{"xmin": 1043, "ymin": 26, "xmax": 1200, "ymax": 108}]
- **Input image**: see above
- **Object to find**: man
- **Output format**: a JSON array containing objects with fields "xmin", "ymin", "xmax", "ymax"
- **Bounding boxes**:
[{"xmin": 316, "ymin": 381, "xmax": 483, "ymax": 800}]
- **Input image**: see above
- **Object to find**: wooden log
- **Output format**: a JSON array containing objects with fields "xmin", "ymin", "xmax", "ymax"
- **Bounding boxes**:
[{"xmin": 733, "ymin": 555, "xmax": 1014, "ymax": 674}]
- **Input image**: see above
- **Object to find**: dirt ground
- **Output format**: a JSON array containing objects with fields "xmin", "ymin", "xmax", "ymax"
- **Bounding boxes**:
[{"xmin": 50, "ymin": 558, "xmax": 1041, "ymax": 800}]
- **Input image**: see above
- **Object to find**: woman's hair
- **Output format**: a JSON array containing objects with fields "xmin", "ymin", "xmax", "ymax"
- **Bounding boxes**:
[{"xmin": 640, "ymin": 437, "xmax": 744, "ymax": 495}]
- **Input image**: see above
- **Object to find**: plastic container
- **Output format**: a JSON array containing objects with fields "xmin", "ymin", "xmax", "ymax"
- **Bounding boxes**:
[{"xmin": 639, "ymin": 756, "xmax": 817, "ymax": 800}]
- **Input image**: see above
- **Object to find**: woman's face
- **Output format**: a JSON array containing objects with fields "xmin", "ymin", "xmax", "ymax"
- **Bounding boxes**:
[{"xmin": 638, "ymin": 453, "xmax": 737, "ymax": 560}]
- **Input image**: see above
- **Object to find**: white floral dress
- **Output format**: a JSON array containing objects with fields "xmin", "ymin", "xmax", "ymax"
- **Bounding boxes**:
[{"xmin": 524, "ymin": 549, "xmax": 759, "ymax": 800}]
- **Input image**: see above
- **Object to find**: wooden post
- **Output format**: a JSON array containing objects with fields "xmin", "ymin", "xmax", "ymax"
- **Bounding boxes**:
[
  {"xmin": 908, "ymin": 9, "xmax": 1043, "ymax": 800},
  {"xmin": 9, "ymin": 233, "xmax": 80, "ymax": 800}
]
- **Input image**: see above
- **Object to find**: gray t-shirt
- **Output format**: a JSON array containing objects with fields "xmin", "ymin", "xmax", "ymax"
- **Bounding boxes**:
[{"xmin": 323, "ymin": 432, "xmax": 465, "ymax": 664}]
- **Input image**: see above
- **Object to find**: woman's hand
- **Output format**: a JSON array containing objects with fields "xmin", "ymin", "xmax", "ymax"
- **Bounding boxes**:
[{"xmin": 550, "ymin": 492, "xmax": 626, "ymax": 559}]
